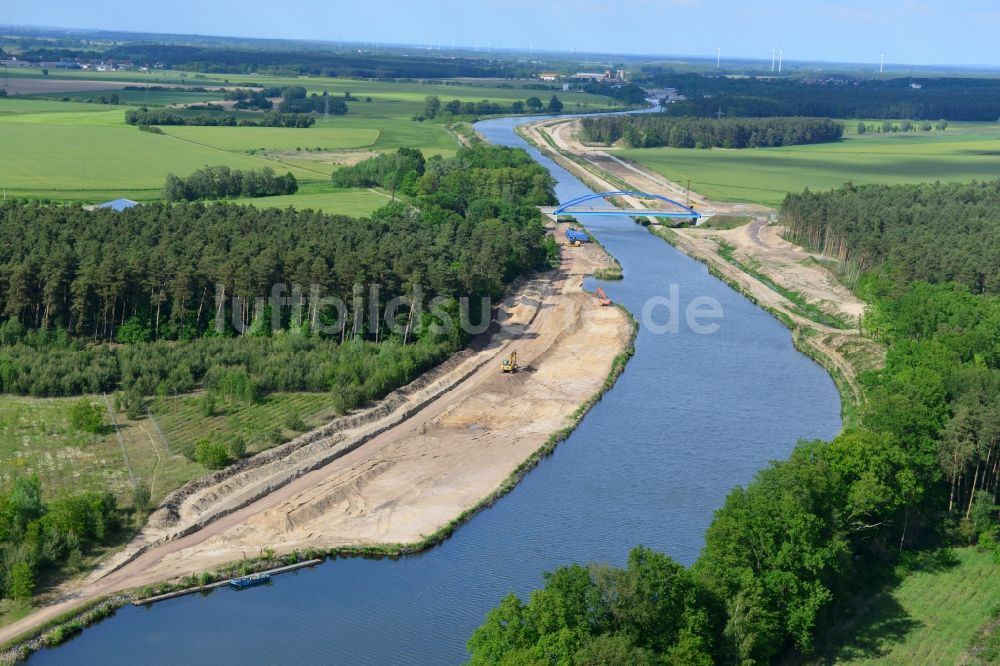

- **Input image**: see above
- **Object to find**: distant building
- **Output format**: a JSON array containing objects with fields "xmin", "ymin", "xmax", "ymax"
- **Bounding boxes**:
[
  {"xmin": 910, "ymin": 82, "xmax": 923, "ymax": 89},
  {"xmin": 572, "ymin": 69, "xmax": 626, "ymax": 83},
  {"xmin": 539, "ymin": 72, "xmax": 559, "ymax": 81},
  {"xmin": 97, "ymin": 198, "xmax": 140, "ymax": 212}
]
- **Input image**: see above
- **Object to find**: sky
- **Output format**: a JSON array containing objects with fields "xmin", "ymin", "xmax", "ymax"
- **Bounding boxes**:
[{"xmin": 5, "ymin": 1, "xmax": 1000, "ymax": 68}]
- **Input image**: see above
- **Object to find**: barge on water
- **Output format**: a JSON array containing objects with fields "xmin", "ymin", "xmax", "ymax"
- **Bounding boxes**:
[{"xmin": 229, "ymin": 573, "xmax": 271, "ymax": 589}]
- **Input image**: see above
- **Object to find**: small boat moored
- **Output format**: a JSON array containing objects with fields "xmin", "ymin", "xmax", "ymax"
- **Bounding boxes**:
[{"xmin": 229, "ymin": 573, "xmax": 271, "ymax": 589}]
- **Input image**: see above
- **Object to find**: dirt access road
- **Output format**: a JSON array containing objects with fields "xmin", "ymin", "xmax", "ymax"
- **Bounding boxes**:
[
  {"xmin": 522, "ymin": 118, "xmax": 883, "ymax": 398},
  {"xmin": 0, "ymin": 229, "xmax": 630, "ymax": 647}
]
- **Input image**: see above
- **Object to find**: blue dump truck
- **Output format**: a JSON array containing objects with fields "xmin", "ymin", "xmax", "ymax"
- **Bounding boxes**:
[{"xmin": 565, "ymin": 229, "xmax": 589, "ymax": 245}]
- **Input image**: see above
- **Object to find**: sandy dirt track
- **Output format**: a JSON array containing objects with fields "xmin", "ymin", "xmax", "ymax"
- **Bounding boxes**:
[{"xmin": 0, "ymin": 232, "xmax": 630, "ymax": 646}]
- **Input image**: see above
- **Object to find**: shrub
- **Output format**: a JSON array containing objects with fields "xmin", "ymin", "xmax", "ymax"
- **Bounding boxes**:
[
  {"xmin": 227, "ymin": 436, "xmax": 247, "ymax": 460},
  {"xmin": 8, "ymin": 560, "xmax": 36, "ymax": 600},
  {"xmin": 131, "ymin": 484, "xmax": 151, "ymax": 513},
  {"xmin": 68, "ymin": 398, "xmax": 106, "ymax": 434},
  {"xmin": 283, "ymin": 412, "xmax": 306, "ymax": 432},
  {"xmin": 117, "ymin": 316, "xmax": 151, "ymax": 344},
  {"xmin": 123, "ymin": 389, "xmax": 144, "ymax": 420},
  {"xmin": 199, "ymin": 391, "xmax": 217, "ymax": 417},
  {"xmin": 193, "ymin": 439, "xmax": 229, "ymax": 469}
]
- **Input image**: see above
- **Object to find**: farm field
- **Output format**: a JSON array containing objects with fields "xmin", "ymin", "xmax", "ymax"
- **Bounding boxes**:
[
  {"xmin": 615, "ymin": 122, "xmax": 1000, "ymax": 207},
  {"xmin": 238, "ymin": 182, "xmax": 392, "ymax": 215},
  {"xmin": 58, "ymin": 88, "xmax": 229, "ymax": 105},
  {"xmin": 818, "ymin": 548, "xmax": 1000, "ymax": 664},
  {"xmin": 0, "ymin": 98, "xmax": 117, "ymax": 116},
  {"xmin": 0, "ymin": 121, "xmax": 318, "ymax": 200},
  {"xmin": 0, "ymin": 67, "xmax": 621, "ymax": 205},
  {"xmin": 248, "ymin": 75, "xmax": 619, "ymax": 113},
  {"xmin": 0, "ymin": 98, "xmax": 391, "ymax": 211},
  {"xmin": 162, "ymin": 124, "xmax": 380, "ymax": 152},
  {"xmin": 6, "ymin": 66, "xmax": 617, "ymax": 115}
]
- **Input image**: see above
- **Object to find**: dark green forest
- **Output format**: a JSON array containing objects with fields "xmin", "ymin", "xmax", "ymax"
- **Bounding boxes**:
[
  {"xmin": 579, "ymin": 115, "xmax": 844, "ymax": 148},
  {"xmin": 101, "ymin": 43, "xmax": 539, "ymax": 78},
  {"xmin": 468, "ymin": 186, "xmax": 1000, "ymax": 663},
  {"xmin": 644, "ymin": 72, "xmax": 1000, "ymax": 120},
  {"xmin": 782, "ymin": 180, "xmax": 1000, "ymax": 293},
  {"xmin": 0, "ymin": 146, "xmax": 556, "ymax": 399},
  {"xmin": 580, "ymin": 82, "xmax": 649, "ymax": 106}
]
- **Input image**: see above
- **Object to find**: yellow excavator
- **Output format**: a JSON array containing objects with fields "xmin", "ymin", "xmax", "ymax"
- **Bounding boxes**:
[{"xmin": 500, "ymin": 349, "xmax": 519, "ymax": 373}]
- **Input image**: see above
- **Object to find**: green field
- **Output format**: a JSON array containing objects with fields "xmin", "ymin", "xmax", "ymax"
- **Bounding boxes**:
[
  {"xmin": 0, "ymin": 69, "xmax": 621, "ymax": 206},
  {"xmin": 150, "ymin": 391, "xmax": 347, "ymax": 460},
  {"xmin": 163, "ymin": 124, "xmax": 380, "ymax": 152},
  {"xmin": 0, "ymin": 98, "xmax": 399, "ymax": 211},
  {"xmin": 0, "ymin": 389, "xmax": 352, "ymax": 507},
  {"xmin": 239, "ymin": 182, "xmax": 392, "ymax": 215},
  {"xmin": 819, "ymin": 548, "xmax": 1000, "ymax": 664},
  {"xmin": 0, "ymin": 395, "xmax": 206, "ymax": 506},
  {"xmin": 616, "ymin": 123, "xmax": 1000, "ymax": 207},
  {"xmin": 56, "ymin": 89, "xmax": 227, "ymax": 106},
  {"xmin": 0, "ymin": 123, "xmax": 308, "ymax": 194},
  {"xmin": 0, "ymin": 98, "xmax": 116, "ymax": 116}
]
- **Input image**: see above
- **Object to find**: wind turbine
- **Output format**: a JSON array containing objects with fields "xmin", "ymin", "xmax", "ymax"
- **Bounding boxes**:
[
  {"xmin": 778, "ymin": 48, "xmax": 784, "ymax": 73},
  {"xmin": 771, "ymin": 47, "xmax": 776, "ymax": 72},
  {"xmin": 716, "ymin": 47, "xmax": 723, "ymax": 69},
  {"xmin": 880, "ymin": 53, "xmax": 885, "ymax": 73}
]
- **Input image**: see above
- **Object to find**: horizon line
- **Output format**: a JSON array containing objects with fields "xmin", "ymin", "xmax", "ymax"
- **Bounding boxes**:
[{"xmin": 2, "ymin": 22, "xmax": 1000, "ymax": 72}]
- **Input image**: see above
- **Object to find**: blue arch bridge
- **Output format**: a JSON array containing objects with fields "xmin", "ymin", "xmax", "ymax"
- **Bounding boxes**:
[{"xmin": 542, "ymin": 191, "xmax": 702, "ymax": 221}]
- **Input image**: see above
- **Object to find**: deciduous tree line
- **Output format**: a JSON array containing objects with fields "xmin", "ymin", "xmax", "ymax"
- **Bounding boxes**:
[
  {"xmin": 418, "ymin": 94, "xmax": 565, "ymax": 120},
  {"xmin": 163, "ymin": 166, "xmax": 298, "ymax": 202},
  {"xmin": 124, "ymin": 108, "xmax": 315, "ymax": 128}
]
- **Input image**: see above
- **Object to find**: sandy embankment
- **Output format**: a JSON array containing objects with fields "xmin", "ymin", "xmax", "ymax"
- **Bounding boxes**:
[{"xmin": 0, "ymin": 227, "xmax": 630, "ymax": 646}]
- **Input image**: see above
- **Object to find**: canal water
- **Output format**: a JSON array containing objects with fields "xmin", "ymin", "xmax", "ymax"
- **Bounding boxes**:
[{"xmin": 32, "ymin": 116, "xmax": 841, "ymax": 665}]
